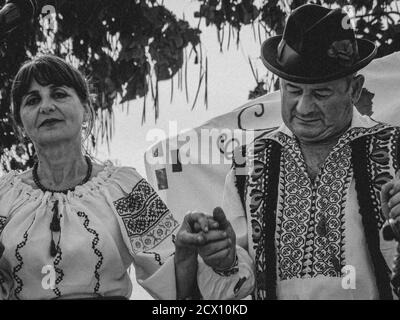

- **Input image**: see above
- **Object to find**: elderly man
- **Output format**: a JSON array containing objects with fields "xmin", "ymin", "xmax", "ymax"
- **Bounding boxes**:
[{"xmin": 219, "ymin": 4, "xmax": 400, "ymax": 299}]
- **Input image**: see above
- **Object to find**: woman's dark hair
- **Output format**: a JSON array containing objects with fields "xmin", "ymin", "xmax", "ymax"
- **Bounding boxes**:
[{"xmin": 11, "ymin": 54, "xmax": 95, "ymax": 139}]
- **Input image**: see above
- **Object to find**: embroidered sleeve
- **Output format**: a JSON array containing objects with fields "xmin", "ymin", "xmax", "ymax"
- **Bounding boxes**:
[
  {"xmin": 113, "ymin": 178, "xmax": 179, "ymax": 255},
  {"xmin": 0, "ymin": 173, "xmax": 14, "ymax": 300},
  {"xmin": 110, "ymin": 168, "xmax": 181, "ymax": 299},
  {"xmin": 0, "ymin": 172, "xmax": 17, "ymax": 225}
]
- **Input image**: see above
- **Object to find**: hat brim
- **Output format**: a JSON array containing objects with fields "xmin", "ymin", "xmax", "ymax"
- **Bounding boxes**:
[{"xmin": 261, "ymin": 35, "xmax": 377, "ymax": 84}]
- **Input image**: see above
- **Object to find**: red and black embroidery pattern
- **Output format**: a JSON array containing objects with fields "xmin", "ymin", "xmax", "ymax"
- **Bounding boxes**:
[{"xmin": 113, "ymin": 179, "xmax": 179, "ymax": 254}]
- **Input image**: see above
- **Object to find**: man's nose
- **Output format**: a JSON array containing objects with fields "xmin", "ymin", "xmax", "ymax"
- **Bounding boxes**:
[{"xmin": 295, "ymin": 93, "xmax": 317, "ymax": 116}]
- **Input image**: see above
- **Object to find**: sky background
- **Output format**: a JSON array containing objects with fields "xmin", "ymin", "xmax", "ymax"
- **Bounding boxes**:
[{"xmin": 94, "ymin": 0, "xmax": 269, "ymax": 299}]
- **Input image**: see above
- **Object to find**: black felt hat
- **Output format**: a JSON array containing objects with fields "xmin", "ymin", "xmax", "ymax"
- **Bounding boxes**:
[{"xmin": 261, "ymin": 4, "xmax": 377, "ymax": 83}]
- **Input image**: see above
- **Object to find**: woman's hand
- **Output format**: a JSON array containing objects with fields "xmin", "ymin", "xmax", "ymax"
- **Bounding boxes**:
[
  {"xmin": 174, "ymin": 208, "xmax": 237, "ymax": 299},
  {"xmin": 174, "ymin": 211, "xmax": 219, "ymax": 299}
]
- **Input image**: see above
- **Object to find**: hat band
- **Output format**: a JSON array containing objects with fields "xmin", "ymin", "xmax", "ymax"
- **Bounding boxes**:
[{"xmin": 276, "ymin": 40, "xmax": 301, "ymax": 70}]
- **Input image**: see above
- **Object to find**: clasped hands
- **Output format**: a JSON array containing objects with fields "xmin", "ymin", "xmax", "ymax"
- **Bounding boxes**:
[{"xmin": 175, "ymin": 207, "xmax": 237, "ymax": 272}]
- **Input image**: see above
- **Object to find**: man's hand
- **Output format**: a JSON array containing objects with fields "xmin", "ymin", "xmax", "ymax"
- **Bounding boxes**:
[
  {"xmin": 174, "ymin": 211, "xmax": 219, "ymax": 299},
  {"xmin": 381, "ymin": 171, "xmax": 400, "ymax": 240},
  {"xmin": 197, "ymin": 207, "xmax": 237, "ymax": 271}
]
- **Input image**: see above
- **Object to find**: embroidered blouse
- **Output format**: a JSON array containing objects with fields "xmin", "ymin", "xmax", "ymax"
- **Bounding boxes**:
[
  {"xmin": 223, "ymin": 109, "xmax": 399, "ymax": 299},
  {"xmin": 0, "ymin": 163, "xmax": 254, "ymax": 300}
]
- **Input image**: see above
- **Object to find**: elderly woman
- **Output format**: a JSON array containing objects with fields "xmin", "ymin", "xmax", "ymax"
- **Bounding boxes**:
[{"xmin": 0, "ymin": 55, "xmax": 254, "ymax": 300}]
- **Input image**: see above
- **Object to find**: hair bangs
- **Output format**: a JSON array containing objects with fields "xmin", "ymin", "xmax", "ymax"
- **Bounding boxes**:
[{"xmin": 11, "ymin": 55, "xmax": 91, "ymax": 126}]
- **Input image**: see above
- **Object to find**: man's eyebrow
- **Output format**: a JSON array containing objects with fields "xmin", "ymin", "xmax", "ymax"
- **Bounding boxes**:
[
  {"xmin": 313, "ymin": 87, "xmax": 333, "ymax": 92},
  {"xmin": 285, "ymin": 83, "xmax": 302, "ymax": 89}
]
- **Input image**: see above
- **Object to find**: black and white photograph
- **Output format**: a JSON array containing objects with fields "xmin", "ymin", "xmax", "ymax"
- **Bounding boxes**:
[{"xmin": 0, "ymin": 0, "xmax": 400, "ymax": 306}]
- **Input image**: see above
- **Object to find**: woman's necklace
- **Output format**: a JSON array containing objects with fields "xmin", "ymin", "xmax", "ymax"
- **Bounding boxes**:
[
  {"xmin": 32, "ymin": 155, "xmax": 93, "ymax": 257},
  {"xmin": 32, "ymin": 155, "xmax": 92, "ymax": 194}
]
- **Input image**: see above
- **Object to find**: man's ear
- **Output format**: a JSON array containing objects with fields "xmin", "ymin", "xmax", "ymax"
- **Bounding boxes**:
[{"xmin": 350, "ymin": 74, "xmax": 365, "ymax": 105}]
